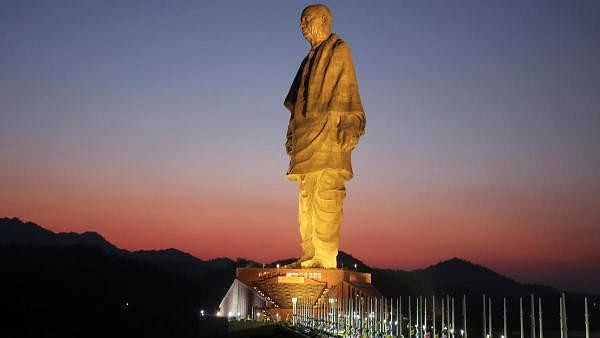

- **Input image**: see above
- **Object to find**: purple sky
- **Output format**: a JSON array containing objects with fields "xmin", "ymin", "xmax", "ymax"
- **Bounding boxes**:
[{"xmin": 1, "ymin": 0, "xmax": 599, "ymax": 293}]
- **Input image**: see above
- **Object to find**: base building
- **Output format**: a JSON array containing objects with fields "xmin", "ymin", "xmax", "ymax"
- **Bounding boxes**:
[{"xmin": 219, "ymin": 267, "xmax": 381, "ymax": 322}]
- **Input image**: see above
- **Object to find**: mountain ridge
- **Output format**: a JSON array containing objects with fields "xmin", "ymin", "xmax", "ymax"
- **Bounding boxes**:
[
  {"xmin": 0, "ymin": 216, "xmax": 595, "ymax": 297},
  {"xmin": 2, "ymin": 216, "xmax": 599, "ymax": 337}
]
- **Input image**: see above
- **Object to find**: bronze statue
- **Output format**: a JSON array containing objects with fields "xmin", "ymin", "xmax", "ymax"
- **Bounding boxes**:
[{"xmin": 284, "ymin": 4, "xmax": 366, "ymax": 268}]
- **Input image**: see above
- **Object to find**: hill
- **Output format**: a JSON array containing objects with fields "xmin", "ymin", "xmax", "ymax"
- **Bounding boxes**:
[{"xmin": 1, "ymin": 217, "xmax": 598, "ymax": 337}]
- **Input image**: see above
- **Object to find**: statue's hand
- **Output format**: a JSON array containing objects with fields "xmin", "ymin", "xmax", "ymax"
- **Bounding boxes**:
[{"xmin": 337, "ymin": 129, "xmax": 359, "ymax": 151}]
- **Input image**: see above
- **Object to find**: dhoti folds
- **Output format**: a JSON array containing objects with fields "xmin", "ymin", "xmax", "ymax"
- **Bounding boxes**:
[{"xmin": 290, "ymin": 169, "xmax": 349, "ymax": 268}]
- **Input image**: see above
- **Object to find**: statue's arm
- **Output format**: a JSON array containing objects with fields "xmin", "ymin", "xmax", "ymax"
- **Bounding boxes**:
[
  {"xmin": 337, "ymin": 111, "xmax": 365, "ymax": 151},
  {"xmin": 332, "ymin": 42, "xmax": 366, "ymax": 150}
]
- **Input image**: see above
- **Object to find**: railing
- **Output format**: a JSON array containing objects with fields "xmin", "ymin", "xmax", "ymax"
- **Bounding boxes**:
[{"xmin": 290, "ymin": 293, "xmax": 596, "ymax": 338}]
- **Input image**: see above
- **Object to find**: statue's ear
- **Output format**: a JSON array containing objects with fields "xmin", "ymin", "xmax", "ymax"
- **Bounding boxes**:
[{"xmin": 321, "ymin": 15, "xmax": 328, "ymax": 24}]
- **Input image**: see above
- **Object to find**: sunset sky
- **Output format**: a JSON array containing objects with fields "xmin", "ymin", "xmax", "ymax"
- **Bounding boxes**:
[{"xmin": 1, "ymin": 1, "xmax": 599, "ymax": 293}]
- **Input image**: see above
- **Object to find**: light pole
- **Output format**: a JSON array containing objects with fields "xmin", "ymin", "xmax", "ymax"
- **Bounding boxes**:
[
  {"xmin": 442, "ymin": 297, "xmax": 445, "ymax": 336},
  {"xmin": 520, "ymin": 298, "xmax": 524, "ymax": 338},
  {"xmin": 433, "ymin": 296, "xmax": 436, "ymax": 338},
  {"xmin": 585, "ymin": 297, "xmax": 590, "ymax": 338},
  {"xmin": 483, "ymin": 295, "xmax": 487, "ymax": 338},
  {"xmin": 503, "ymin": 298, "xmax": 507, "ymax": 338},
  {"xmin": 463, "ymin": 295, "xmax": 467, "ymax": 338},
  {"xmin": 292, "ymin": 297, "xmax": 298, "ymax": 325},
  {"xmin": 539, "ymin": 297, "xmax": 543, "ymax": 338},
  {"xmin": 531, "ymin": 294, "xmax": 536, "ymax": 338},
  {"xmin": 408, "ymin": 296, "xmax": 412, "ymax": 338},
  {"xmin": 452, "ymin": 298, "xmax": 455, "ymax": 338},
  {"xmin": 329, "ymin": 298, "xmax": 335, "ymax": 333},
  {"xmin": 488, "ymin": 297, "xmax": 492, "ymax": 338},
  {"xmin": 561, "ymin": 293, "xmax": 568, "ymax": 338}
]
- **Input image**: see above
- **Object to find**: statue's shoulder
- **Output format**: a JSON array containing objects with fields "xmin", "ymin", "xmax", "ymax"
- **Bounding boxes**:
[
  {"xmin": 330, "ymin": 34, "xmax": 347, "ymax": 47},
  {"xmin": 330, "ymin": 34, "xmax": 352, "ymax": 56}
]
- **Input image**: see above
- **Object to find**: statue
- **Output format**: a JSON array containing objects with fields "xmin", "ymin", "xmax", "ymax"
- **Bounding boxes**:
[{"xmin": 284, "ymin": 4, "xmax": 366, "ymax": 269}]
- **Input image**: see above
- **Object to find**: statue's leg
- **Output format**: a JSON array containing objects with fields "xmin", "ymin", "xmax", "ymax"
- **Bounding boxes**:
[
  {"xmin": 312, "ymin": 169, "xmax": 347, "ymax": 268},
  {"xmin": 298, "ymin": 173, "xmax": 316, "ymax": 262}
]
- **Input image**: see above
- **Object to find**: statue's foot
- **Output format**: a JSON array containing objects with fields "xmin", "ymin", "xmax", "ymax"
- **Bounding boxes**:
[
  {"xmin": 300, "ymin": 258, "xmax": 324, "ymax": 268},
  {"xmin": 282, "ymin": 254, "xmax": 314, "ymax": 268}
]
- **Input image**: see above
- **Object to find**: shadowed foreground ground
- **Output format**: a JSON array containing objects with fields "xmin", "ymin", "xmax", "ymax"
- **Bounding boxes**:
[{"xmin": 226, "ymin": 324, "xmax": 306, "ymax": 338}]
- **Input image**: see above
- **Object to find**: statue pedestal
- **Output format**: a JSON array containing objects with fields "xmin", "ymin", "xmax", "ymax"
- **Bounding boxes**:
[{"xmin": 218, "ymin": 267, "xmax": 381, "ymax": 322}]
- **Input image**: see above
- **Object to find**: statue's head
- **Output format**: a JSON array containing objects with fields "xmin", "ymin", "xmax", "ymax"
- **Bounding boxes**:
[{"xmin": 300, "ymin": 4, "xmax": 332, "ymax": 48}]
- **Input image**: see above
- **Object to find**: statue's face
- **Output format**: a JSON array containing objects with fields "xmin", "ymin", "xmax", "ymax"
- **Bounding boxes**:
[{"xmin": 300, "ymin": 9, "xmax": 327, "ymax": 44}]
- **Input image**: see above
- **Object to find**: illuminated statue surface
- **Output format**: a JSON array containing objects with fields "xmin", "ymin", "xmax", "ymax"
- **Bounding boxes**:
[{"xmin": 284, "ymin": 4, "xmax": 365, "ymax": 269}]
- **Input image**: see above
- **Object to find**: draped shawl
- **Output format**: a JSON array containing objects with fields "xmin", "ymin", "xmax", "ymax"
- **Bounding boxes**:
[{"xmin": 284, "ymin": 33, "xmax": 366, "ymax": 178}]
